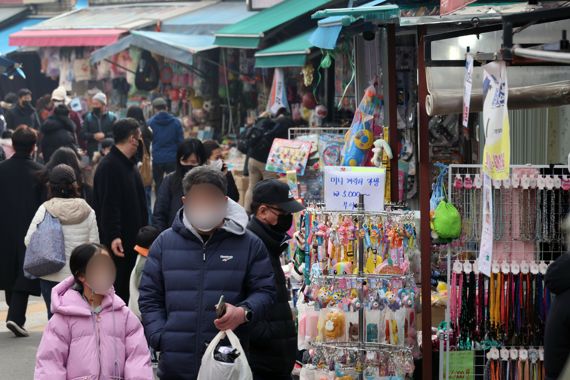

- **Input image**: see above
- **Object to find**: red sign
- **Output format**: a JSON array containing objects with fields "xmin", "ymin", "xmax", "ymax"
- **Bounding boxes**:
[{"xmin": 440, "ymin": 0, "xmax": 477, "ymax": 15}]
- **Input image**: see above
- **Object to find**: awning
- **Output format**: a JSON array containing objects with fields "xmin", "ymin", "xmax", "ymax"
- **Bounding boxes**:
[
  {"xmin": 10, "ymin": 29, "xmax": 126, "ymax": 47},
  {"xmin": 255, "ymin": 29, "xmax": 314, "ymax": 68},
  {"xmin": 0, "ymin": 18, "xmax": 46, "ymax": 55},
  {"xmin": 0, "ymin": 7, "xmax": 28, "ymax": 29},
  {"xmin": 90, "ymin": 31, "xmax": 216, "ymax": 65},
  {"xmin": 214, "ymin": 0, "xmax": 332, "ymax": 49},
  {"xmin": 309, "ymin": 0, "xmax": 398, "ymax": 50}
]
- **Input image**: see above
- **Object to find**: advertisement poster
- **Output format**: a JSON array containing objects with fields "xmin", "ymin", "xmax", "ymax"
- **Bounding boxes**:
[
  {"xmin": 478, "ymin": 173, "xmax": 493, "ymax": 277},
  {"xmin": 443, "ymin": 351, "xmax": 475, "ymax": 380},
  {"xmin": 482, "ymin": 60, "xmax": 511, "ymax": 180}
]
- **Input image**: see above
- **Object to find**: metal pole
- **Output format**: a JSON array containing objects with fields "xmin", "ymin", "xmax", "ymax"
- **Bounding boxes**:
[
  {"xmin": 358, "ymin": 193, "xmax": 365, "ymax": 380},
  {"xmin": 417, "ymin": 25, "xmax": 433, "ymax": 380},
  {"xmin": 386, "ymin": 24, "xmax": 399, "ymax": 203}
]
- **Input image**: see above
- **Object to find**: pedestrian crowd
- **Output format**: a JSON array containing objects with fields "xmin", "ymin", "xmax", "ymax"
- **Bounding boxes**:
[{"xmin": 0, "ymin": 87, "xmax": 305, "ymax": 380}]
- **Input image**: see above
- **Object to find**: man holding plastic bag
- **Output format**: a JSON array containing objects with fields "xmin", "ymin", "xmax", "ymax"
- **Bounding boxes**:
[{"xmin": 139, "ymin": 166, "xmax": 275, "ymax": 379}]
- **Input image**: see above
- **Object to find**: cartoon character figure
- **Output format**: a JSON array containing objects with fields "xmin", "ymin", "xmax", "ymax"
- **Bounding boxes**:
[
  {"xmin": 333, "ymin": 261, "xmax": 353, "ymax": 276},
  {"xmin": 324, "ymin": 309, "xmax": 346, "ymax": 340}
]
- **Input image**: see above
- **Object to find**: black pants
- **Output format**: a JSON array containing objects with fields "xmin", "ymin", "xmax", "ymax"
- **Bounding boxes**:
[
  {"xmin": 113, "ymin": 248, "xmax": 137, "ymax": 305},
  {"xmin": 40, "ymin": 280, "xmax": 58, "ymax": 320},
  {"xmin": 4, "ymin": 290, "xmax": 29, "ymax": 326},
  {"xmin": 152, "ymin": 161, "xmax": 176, "ymax": 195}
]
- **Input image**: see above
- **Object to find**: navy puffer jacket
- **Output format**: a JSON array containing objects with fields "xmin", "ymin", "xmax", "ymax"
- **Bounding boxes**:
[{"xmin": 139, "ymin": 200, "xmax": 276, "ymax": 379}]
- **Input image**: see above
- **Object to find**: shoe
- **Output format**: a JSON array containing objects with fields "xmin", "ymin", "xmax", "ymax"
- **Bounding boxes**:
[{"xmin": 6, "ymin": 321, "xmax": 29, "ymax": 337}]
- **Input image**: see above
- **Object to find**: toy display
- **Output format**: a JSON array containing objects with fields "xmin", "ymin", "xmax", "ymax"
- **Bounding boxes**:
[{"xmin": 265, "ymin": 138, "xmax": 312, "ymax": 176}]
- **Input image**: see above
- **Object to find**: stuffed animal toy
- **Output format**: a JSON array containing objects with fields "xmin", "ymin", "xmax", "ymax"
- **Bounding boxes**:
[
  {"xmin": 333, "ymin": 261, "xmax": 353, "ymax": 276},
  {"xmin": 371, "ymin": 138, "xmax": 393, "ymax": 168},
  {"xmin": 348, "ymin": 322, "xmax": 359, "ymax": 341},
  {"xmin": 323, "ymin": 309, "xmax": 345, "ymax": 340}
]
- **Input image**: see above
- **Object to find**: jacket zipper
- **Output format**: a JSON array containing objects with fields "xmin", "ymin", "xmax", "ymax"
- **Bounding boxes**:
[
  {"xmin": 91, "ymin": 313, "xmax": 103, "ymax": 380},
  {"xmin": 196, "ymin": 239, "xmax": 209, "ymax": 374}
]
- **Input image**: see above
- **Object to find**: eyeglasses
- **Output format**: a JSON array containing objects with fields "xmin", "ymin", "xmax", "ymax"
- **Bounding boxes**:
[{"xmin": 266, "ymin": 206, "xmax": 287, "ymax": 216}]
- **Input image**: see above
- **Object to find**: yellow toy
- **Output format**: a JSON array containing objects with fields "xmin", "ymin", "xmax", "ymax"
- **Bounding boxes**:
[{"xmin": 323, "ymin": 309, "xmax": 346, "ymax": 341}]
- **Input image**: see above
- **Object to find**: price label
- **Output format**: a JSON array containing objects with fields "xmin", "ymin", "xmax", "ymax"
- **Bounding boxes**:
[
  {"xmin": 511, "ymin": 262, "xmax": 520, "ymax": 275},
  {"xmin": 511, "ymin": 174, "xmax": 520, "ymax": 189}
]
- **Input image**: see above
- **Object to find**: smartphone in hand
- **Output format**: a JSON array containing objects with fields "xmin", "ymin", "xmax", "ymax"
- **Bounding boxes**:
[{"xmin": 215, "ymin": 295, "xmax": 226, "ymax": 318}]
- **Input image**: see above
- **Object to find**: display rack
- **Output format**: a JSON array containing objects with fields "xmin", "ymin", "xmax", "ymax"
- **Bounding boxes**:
[
  {"xmin": 438, "ymin": 164, "xmax": 568, "ymax": 380},
  {"xmin": 288, "ymin": 126, "xmax": 349, "ymax": 141},
  {"xmin": 298, "ymin": 196, "xmax": 419, "ymax": 379}
]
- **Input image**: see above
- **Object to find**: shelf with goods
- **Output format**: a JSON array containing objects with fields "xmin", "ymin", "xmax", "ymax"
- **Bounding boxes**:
[{"xmin": 296, "ymin": 197, "xmax": 420, "ymax": 380}]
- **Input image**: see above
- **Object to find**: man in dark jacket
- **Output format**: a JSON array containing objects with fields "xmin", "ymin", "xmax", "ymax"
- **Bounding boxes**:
[
  {"xmin": 545, "ymin": 252, "xmax": 570, "ymax": 380},
  {"xmin": 93, "ymin": 118, "xmax": 148, "ymax": 303},
  {"xmin": 148, "ymin": 97, "xmax": 184, "ymax": 195},
  {"xmin": 40, "ymin": 104, "xmax": 77, "ymax": 161},
  {"xmin": 244, "ymin": 109, "xmax": 295, "ymax": 213},
  {"xmin": 248, "ymin": 179, "xmax": 304, "ymax": 380},
  {"xmin": 6, "ymin": 88, "xmax": 40, "ymax": 131},
  {"xmin": 139, "ymin": 166, "xmax": 276, "ymax": 379},
  {"xmin": 82, "ymin": 92, "xmax": 117, "ymax": 159},
  {"xmin": 0, "ymin": 126, "xmax": 44, "ymax": 337}
]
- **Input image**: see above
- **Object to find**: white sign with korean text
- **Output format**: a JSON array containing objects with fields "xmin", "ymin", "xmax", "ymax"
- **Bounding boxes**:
[
  {"xmin": 324, "ymin": 166, "xmax": 386, "ymax": 211},
  {"xmin": 462, "ymin": 53, "xmax": 474, "ymax": 129}
]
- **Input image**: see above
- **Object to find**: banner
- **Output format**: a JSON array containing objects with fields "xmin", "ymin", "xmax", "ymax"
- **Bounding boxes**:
[
  {"xmin": 478, "ymin": 174, "xmax": 493, "ymax": 277},
  {"xmin": 266, "ymin": 68, "xmax": 289, "ymax": 115},
  {"xmin": 482, "ymin": 61, "xmax": 510, "ymax": 180},
  {"xmin": 462, "ymin": 53, "xmax": 474, "ymax": 130}
]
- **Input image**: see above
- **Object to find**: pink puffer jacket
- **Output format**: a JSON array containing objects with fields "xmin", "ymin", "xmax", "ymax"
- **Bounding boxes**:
[{"xmin": 34, "ymin": 276, "xmax": 153, "ymax": 380}]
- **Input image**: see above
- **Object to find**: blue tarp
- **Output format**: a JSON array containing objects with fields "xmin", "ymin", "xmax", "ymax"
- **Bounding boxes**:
[
  {"xmin": 0, "ymin": 18, "xmax": 46, "ymax": 55},
  {"xmin": 309, "ymin": 0, "xmax": 387, "ymax": 50}
]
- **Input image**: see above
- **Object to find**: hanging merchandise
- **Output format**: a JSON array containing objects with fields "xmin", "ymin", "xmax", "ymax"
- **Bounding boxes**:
[
  {"xmin": 135, "ymin": 50, "xmax": 160, "ymax": 91},
  {"xmin": 297, "ymin": 206, "xmax": 419, "ymax": 379},
  {"xmin": 430, "ymin": 164, "xmax": 462, "ymax": 241},
  {"xmin": 341, "ymin": 85, "xmax": 383, "ymax": 167},
  {"xmin": 265, "ymin": 138, "xmax": 312, "ymax": 176},
  {"xmin": 302, "ymin": 64, "xmax": 314, "ymax": 87}
]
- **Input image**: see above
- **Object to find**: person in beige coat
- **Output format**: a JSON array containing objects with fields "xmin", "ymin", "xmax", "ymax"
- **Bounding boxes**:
[{"xmin": 25, "ymin": 164, "xmax": 99, "ymax": 319}]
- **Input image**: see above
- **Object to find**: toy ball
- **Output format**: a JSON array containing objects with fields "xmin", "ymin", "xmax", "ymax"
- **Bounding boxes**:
[
  {"xmin": 203, "ymin": 100, "xmax": 213, "ymax": 113},
  {"xmin": 302, "ymin": 92, "xmax": 317, "ymax": 110}
]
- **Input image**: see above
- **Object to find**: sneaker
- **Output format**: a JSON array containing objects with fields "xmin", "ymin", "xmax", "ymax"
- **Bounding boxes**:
[{"xmin": 6, "ymin": 321, "xmax": 29, "ymax": 338}]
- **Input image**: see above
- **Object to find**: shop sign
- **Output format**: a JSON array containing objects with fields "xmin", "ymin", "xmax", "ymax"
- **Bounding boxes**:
[
  {"xmin": 443, "ymin": 351, "xmax": 475, "ymax": 380},
  {"xmin": 482, "ymin": 60, "xmax": 510, "ymax": 180},
  {"xmin": 324, "ymin": 166, "xmax": 386, "ymax": 212}
]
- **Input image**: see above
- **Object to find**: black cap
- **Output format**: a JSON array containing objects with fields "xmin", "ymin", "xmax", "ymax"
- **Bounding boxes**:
[
  {"xmin": 49, "ymin": 164, "xmax": 76, "ymax": 185},
  {"xmin": 101, "ymin": 138, "xmax": 114, "ymax": 149},
  {"xmin": 252, "ymin": 179, "xmax": 305, "ymax": 213},
  {"xmin": 136, "ymin": 226, "xmax": 161, "ymax": 249}
]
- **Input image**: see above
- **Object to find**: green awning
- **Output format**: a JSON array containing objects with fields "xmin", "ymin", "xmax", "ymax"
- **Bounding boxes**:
[
  {"xmin": 311, "ymin": 4, "xmax": 400, "ymax": 24},
  {"xmin": 214, "ymin": 0, "xmax": 332, "ymax": 49},
  {"xmin": 255, "ymin": 30, "xmax": 314, "ymax": 68}
]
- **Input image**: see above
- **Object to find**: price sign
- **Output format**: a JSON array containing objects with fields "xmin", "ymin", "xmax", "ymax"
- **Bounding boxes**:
[{"xmin": 324, "ymin": 166, "xmax": 386, "ymax": 211}]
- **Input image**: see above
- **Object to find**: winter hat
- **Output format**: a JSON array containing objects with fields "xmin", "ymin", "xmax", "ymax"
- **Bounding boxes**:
[
  {"xmin": 101, "ymin": 138, "xmax": 114, "ymax": 150},
  {"xmin": 49, "ymin": 164, "xmax": 77, "ymax": 185},
  {"xmin": 134, "ymin": 225, "xmax": 160, "ymax": 257},
  {"xmin": 92, "ymin": 92, "xmax": 107, "ymax": 106},
  {"xmin": 51, "ymin": 86, "xmax": 70, "ymax": 104}
]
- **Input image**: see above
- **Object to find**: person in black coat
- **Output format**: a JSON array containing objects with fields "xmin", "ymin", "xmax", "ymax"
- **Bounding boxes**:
[
  {"xmin": 152, "ymin": 138, "xmax": 206, "ymax": 231},
  {"xmin": 81, "ymin": 92, "xmax": 117, "ymax": 159},
  {"xmin": 93, "ymin": 118, "xmax": 148, "ymax": 303},
  {"xmin": 0, "ymin": 126, "xmax": 44, "ymax": 337},
  {"xmin": 6, "ymin": 89, "xmax": 40, "ymax": 131},
  {"xmin": 545, "ymin": 251, "xmax": 570, "ymax": 380},
  {"xmin": 247, "ymin": 179, "xmax": 305, "ymax": 380},
  {"xmin": 203, "ymin": 139, "xmax": 240, "ymax": 203},
  {"xmin": 40, "ymin": 104, "xmax": 77, "ymax": 162}
]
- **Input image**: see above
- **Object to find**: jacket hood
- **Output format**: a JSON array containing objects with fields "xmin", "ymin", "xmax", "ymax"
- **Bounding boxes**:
[
  {"xmin": 51, "ymin": 276, "xmax": 124, "ymax": 317},
  {"xmin": 546, "ymin": 253, "xmax": 570, "ymax": 295},
  {"xmin": 173, "ymin": 198, "xmax": 248, "ymax": 241},
  {"xmin": 44, "ymin": 198, "xmax": 92, "ymax": 225},
  {"xmin": 151, "ymin": 111, "xmax": 177, "ymax": 126}
]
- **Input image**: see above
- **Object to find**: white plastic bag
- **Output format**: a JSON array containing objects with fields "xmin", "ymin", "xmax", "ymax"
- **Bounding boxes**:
[{"xmin": 197, "ymin": 330, "xmax": 253, "ymax": 380}]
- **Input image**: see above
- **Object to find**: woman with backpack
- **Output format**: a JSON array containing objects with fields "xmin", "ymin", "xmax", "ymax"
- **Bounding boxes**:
[
  {"xmin": 35, "ymin": 243, "xmax": 153, "ymax": 379},
  {"xmin": 25, "ymin": 164, "xmax": 99, "ymax": 319}
]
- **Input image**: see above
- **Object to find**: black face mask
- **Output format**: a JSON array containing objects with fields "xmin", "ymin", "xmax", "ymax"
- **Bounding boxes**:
[
  {"xmin": 272, "ymin": 213, "xmax": 293, "ymax": 234},
  {"xmin": 92, "ymin": 107, "xmax": 102, "ymax": 116},
  {"xmin": 22, "ymin": 100, "xmax": 32, "ymax": 108},
  {"xmin": 180, "ymin": 164, "xmax": 197, "ymax": 176}
]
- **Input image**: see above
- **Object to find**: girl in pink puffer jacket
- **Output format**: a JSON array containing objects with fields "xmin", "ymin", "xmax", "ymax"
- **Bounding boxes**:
[{"xmin": 35, "ymin": 243, "xmax": 153, "ymax": 380}]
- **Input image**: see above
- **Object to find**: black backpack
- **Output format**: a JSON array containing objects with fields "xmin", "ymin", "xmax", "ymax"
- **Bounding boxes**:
[
  {"xmin": 237, "ymin": 118, "xmax": 275, "ymax": 155},
  {"xmin": 135, "ymin": 51, "xmax": 159, "ymax": 91}
]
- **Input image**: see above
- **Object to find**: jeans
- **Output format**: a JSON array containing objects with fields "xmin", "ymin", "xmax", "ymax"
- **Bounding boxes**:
[
  {"xmin": 244, "ymin": 158, "xmax": 277, "ymax": 214},
  {"xmin": 145, "ymin": 186, "xmax": 152, "ymax": 224},
  {"xmin": 5, "ymin": 290, "xmax": 29, "ymax": 326},
  {"xmin": 152, "ymin": 161, "xmax": 177, "ymax": 196},
  {"xmin": 40, "ymin": 279, "xmax": 59, "ymax": 320}
]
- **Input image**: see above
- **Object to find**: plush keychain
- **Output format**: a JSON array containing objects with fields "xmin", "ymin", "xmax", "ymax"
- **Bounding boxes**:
[{"xmin": 370, "ymin": 138, "xmax": 393, "ymax": 168}]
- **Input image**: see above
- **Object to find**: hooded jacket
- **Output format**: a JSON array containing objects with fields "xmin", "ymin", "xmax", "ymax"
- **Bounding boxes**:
[
  {"xmin": 139, "ymin": 199, "xmax": 276, "ymax": 379},
  {"xmin": 25, "ymin": 198, "xmax": 99, "ymax": 283},
  {"xmin": 148, "ymin": 111, "xmax": 183, "ymax": 164},
  {"xmin": 82, "ymin": 111, "xmax": 117, "ymax": 158},
  {"xmin": 34, "ymin": 276, "xmax": 153, "ymax": 380},
  {"xmin": 247, "ymin": 216, "xmax": 297, "ymax": 377},
  {"xmin": 40, "ymin": 105, "xmax": 77, "ymax": 162},
  {"xmin": 545, "ymin": 254, "xmax": 570, "ymax": 380}
]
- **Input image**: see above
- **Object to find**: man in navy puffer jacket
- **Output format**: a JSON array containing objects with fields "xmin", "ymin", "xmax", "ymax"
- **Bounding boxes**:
[
  {"xmin": 148, "ymin": 97, "xmax": 184, "ymax": 195},
  {"xmin": 139, "ymin": 166, "xmax": 276, "ymax": 379}
]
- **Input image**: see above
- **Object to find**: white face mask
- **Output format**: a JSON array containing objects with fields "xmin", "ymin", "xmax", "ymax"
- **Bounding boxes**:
[
  {"xmin": 86, "ymin": 273, "xmax": 115, "ymax": 295},
  {"xmin": 186, "ymin": 204, "xmax": 227, "ymax": 232},
  {"xmin": 209, "ymin": 159, "xmax": 224, "ymax": 171}
]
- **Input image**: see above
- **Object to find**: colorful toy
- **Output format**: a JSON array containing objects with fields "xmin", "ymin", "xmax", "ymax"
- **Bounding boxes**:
[
  {"xmin": 324, "ymin": 309, "xmax": 346, "ymax": 340},
  {"xmin": 333, "ymin": 262, "xmax": 353, "ymax": 276},
  {"xmin": 370, "ymin": 138, "xmax": 393, "ymax": 168}
]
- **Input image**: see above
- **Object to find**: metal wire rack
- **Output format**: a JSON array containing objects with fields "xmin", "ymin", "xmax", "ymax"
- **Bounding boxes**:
[{"xmin": 288, "ymin": 126, "xmax": 349, "ymax": 140}]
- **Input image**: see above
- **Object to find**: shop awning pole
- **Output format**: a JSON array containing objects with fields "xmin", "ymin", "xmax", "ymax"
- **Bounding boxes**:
[
  {"xmin": 417, "ymin": 25, "xmax": 433, "ymax": 380},
  {"xmin": 386, "ymin": 24, "xmax": 399, "ymax": 202},
  {"xmin": 512, "ymin": 46, "xmax": 570, "ymax": 65}
]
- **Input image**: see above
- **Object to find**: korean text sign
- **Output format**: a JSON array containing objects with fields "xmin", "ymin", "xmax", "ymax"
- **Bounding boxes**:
[{"xmin": 324, "ymin": 166, "xmax": 386, "ymax": 211}]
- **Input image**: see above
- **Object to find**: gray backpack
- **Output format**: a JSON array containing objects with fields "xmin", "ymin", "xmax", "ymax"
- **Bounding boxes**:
[{"xmin": 24, "ymin": 211, "xmax": 65, "ymax": 279}]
